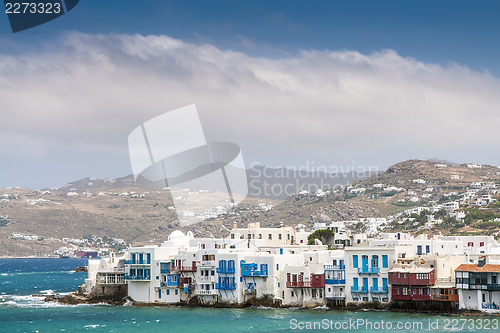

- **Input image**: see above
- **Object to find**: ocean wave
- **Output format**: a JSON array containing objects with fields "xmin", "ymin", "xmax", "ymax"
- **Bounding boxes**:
[
  {"xmin": 0, "ymin": 294, "xmax": 95, "ymax": 309},
  {"xmin": 40, "ymin": 289, "xmax": 55, "ymax": 295}
]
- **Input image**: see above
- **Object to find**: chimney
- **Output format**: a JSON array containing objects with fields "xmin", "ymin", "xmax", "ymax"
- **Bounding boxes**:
[{"xmin": 478, "ymin": 257, "xmax": 487, "ymax": 267}]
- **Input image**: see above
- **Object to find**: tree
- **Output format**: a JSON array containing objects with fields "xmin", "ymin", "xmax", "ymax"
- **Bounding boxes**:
[{"xmin": 308, "ymin": 229, "xmax": 334, "ymax": 245}]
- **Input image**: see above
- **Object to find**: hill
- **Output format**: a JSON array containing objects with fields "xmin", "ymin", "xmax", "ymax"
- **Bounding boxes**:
[{"xmin": 1, "ymin": 160, "xmax": 499, "ymax": 257}]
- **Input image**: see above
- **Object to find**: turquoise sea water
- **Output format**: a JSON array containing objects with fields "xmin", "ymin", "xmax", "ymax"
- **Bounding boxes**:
[{"xmin": 1, "ymin": 259, "xmax": 498, "ymax": 332}]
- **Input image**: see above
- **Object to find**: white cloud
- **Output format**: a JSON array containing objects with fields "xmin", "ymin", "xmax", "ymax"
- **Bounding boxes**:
[{"xmin": 1, "ymin": 32, "xmax": 500, "ymax": 187}]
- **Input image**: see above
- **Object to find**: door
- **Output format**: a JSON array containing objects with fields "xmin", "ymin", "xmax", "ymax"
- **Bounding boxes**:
[
  {"xmin": 373, "ymin": 278, "xmax": 378, "ymax": 292},
  {"xmin": 363, "ymin": 278, "xmax": 368, "ymax": 292},
  {"xmin": 362, "ymin": 256, "xmax": 368, "ymax": 272}
]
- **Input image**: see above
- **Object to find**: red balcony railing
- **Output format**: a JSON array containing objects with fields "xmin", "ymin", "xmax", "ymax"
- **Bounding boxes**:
[
  {"xmin": 171, "ymin": 265, "xmax": 197, "ymax": 272},
  {"xmin": 287, "ymin": 281, "xmax": 312, "ymax": 288}
]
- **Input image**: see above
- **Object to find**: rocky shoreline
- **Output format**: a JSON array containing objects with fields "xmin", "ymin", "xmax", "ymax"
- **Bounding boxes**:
[{"xmin": 43, "ymin": 290, "xmax": 498, "ymax": 316}]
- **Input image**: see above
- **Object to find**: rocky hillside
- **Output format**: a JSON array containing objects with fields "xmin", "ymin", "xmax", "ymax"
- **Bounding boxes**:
[{"xmin": 1, "ymin": 159, "xmax": 499, "ymax": 256}]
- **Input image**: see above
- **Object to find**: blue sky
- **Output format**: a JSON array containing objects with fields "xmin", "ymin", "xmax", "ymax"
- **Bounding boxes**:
[
  {"xmin": 2, "ymin": 1, "xmax": 500, "ymax": 71},
  {"xmin": 1, "ymin": 1, "xmax": 500, "ymax": 189}
]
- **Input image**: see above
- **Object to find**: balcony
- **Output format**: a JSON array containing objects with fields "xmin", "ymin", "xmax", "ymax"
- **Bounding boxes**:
[
  {"xmin": 197, "ymin": 289, "xmax": 218, "ymax": 295},
  {"xmin": 286, "ymin": 281, "xmax": 313, "ymax": 288},
  {"xmin": 324, "ymin": 265, "xmax": 345, "ymax": 270},
  {"xmin": 325, "ymin": 278, "xmax": 345, "ymax": 285},
  {"xmin": 198, "ymin": 260, "xmax": 216, "ymax": 267},
  {"xmin": 124, "ymin": 274, "xmax": 151, "ymax": 281},
  {"xmin": 351, "ymin": 286, "xmax": 368, "ymax": 293},
  {"xmin": 487, "ymin": 284, "xmax": 500, "ymax": 291},
  {"xmin": 357, "ymin": 267, "xmax": 380, "ymax": 274},
  {"xmin": 431, "ymin": 294, "xmax": 459, "ymax": 302},
  {"xmin": 216, "ymin": 267, "xmax": 235, "ymax": 274},
  {"xmin": 171, "ymin": 265, "xmax": 197, "ymax": 272},
  {"xmin": 197, "ymin": 275, "xmax": 216, "ymax": 283},
  {"xmin": 326, "ymin": 293, "xmax": 346, "ymax": 299},
  {"xmin": 370, "ymin": 286, "xmax": 388, "ymax": 293},
  {"xmin": 241, "ymin": 268, "xmax": 268, "ymax": 277},
  {"xmin": 124, "ymin": 259, "xmax": 151, "ymax": 265},
  {"xmin": 215, "ymin": 282, "xmax": 236, "ymax": 290},
  {"xmin": 160, "ymin": 268, "xmax": 170, "ymax": 274}
]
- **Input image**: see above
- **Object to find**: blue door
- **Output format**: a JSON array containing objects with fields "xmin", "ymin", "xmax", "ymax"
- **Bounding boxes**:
[
  {"xmin": 353, "ymin": 278, "xmax": 358, "ymax": 288},
  {"xmin": 363, "ymin": 278, "xmax": 368, "ymax": 292},
  {"xmin": 373, "ymin": 278, "xmax": 378, "ymax": 291},
  {"xmin": 383, "ymin": 278, "xmax": 388, "ymax": 291},
  {"xmin": 362, "ymin": 256, "xmax": 368, "ymax": 272}
]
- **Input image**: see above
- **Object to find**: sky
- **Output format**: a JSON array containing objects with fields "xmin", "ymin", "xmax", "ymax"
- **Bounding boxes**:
[{"xmin": 1, "ymin": 1, "xmax": 500, "ymax": 189}]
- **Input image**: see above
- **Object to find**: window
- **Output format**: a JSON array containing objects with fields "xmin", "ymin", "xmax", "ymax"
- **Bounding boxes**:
[
  {"xmin": 280, "ymin": 248, "xmax": 283, "ymax": 255},
  {"xmin": 279, "ymin": 234, "xmax": 282, "ymax": 240},
  {"xmin": 480, "ymin": 242, "xmax": 485, "ymax": 247},
  {"xmin": 468, "ymin": 242, "xmax": 473, "ymax": 247},
  {"xmin": 268, "ymin": 234, "xmax": 272, "ymax": 240},
  {"xmin": 175, "ymin": 290, "xmax": 178, "ymax": 295},
  {"xmin": 276, "ymin": 264, "xmax": 279, "ymax": 270},
  {"xmin": 382, "ymin": 255, "xmax": 388, "ymax": 268},
  {"xmin": 353, "ymin": 255, "xmax": 359, "ymax": 268},
  {"xmin": 372, "ymin": 255, "xmax": 379, "ymax": 268},
  {"xmin": 167, "ymin": 290, "xmax": 170, "ymax": 295}
]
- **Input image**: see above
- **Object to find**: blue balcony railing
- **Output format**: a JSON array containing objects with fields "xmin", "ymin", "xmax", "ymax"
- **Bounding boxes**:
[
  {"xmin": 324, "ymin": 265, "xmax": 346, "ymax": 270},
  {"xmin": 216, "ymin": 267, "xmax": 235, "ymax": 274},
  {"xmin": 487, "ymin": 284, "xmax": 500, "ymax": 291},
  {"xmin": 124, "ymin": 259, "xmax": 151, "ymax": 265},
  {"xmin": 370, "ymin": 286, "xmax": 388, "ymax": 293},
  {"xmin": 325, "ymin": 278, "xmax": 346, "ymax": 285},
  {"xmin": 160, "ymin": 268, "xmax": 170, "ymax": 274},
  {"xmin": 124, "ymin": 275, "xmax": 151, "ymax": 281},
  {"xmin": 357, "ymin": 267, "xmax": 380, "ymax": 274},
  {"xmin": 241, "ymin": 268, "xmax": 268, "ymax": 277},
  {"xmin": 215, "ymin": 282, "xmax": 236, "ymax": 290},
  {"xmin": 351, "ymin": 286, "xmax": 368, "ymax": 293}
]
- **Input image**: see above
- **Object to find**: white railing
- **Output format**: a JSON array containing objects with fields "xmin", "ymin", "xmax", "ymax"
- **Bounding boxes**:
[
  {"xmin": 197, "ymin": 276, "xmax": 216, "ymax": 283},
  {"xmin": 197, "ymin": 289, "xmax": 218, "ymax": 295},
  {"xmin": 198, "ymin": 260, "xmax": 216, "ymax": 266}
]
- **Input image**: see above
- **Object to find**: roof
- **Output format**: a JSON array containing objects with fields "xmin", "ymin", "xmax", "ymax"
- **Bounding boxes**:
[{"xmin": 455, "ymin": 264, "xmax": 500, "ymax": 273}]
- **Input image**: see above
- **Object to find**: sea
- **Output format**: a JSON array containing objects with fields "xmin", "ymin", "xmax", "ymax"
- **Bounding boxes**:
[{"xmin": 0, "ymin": 259, "xmax": 498, "ymax": 332}]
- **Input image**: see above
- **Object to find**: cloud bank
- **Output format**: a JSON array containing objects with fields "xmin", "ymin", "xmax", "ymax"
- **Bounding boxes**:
[{"xmin": 1, "ymin": 32, "xmax": 500, "ymax": 187}]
